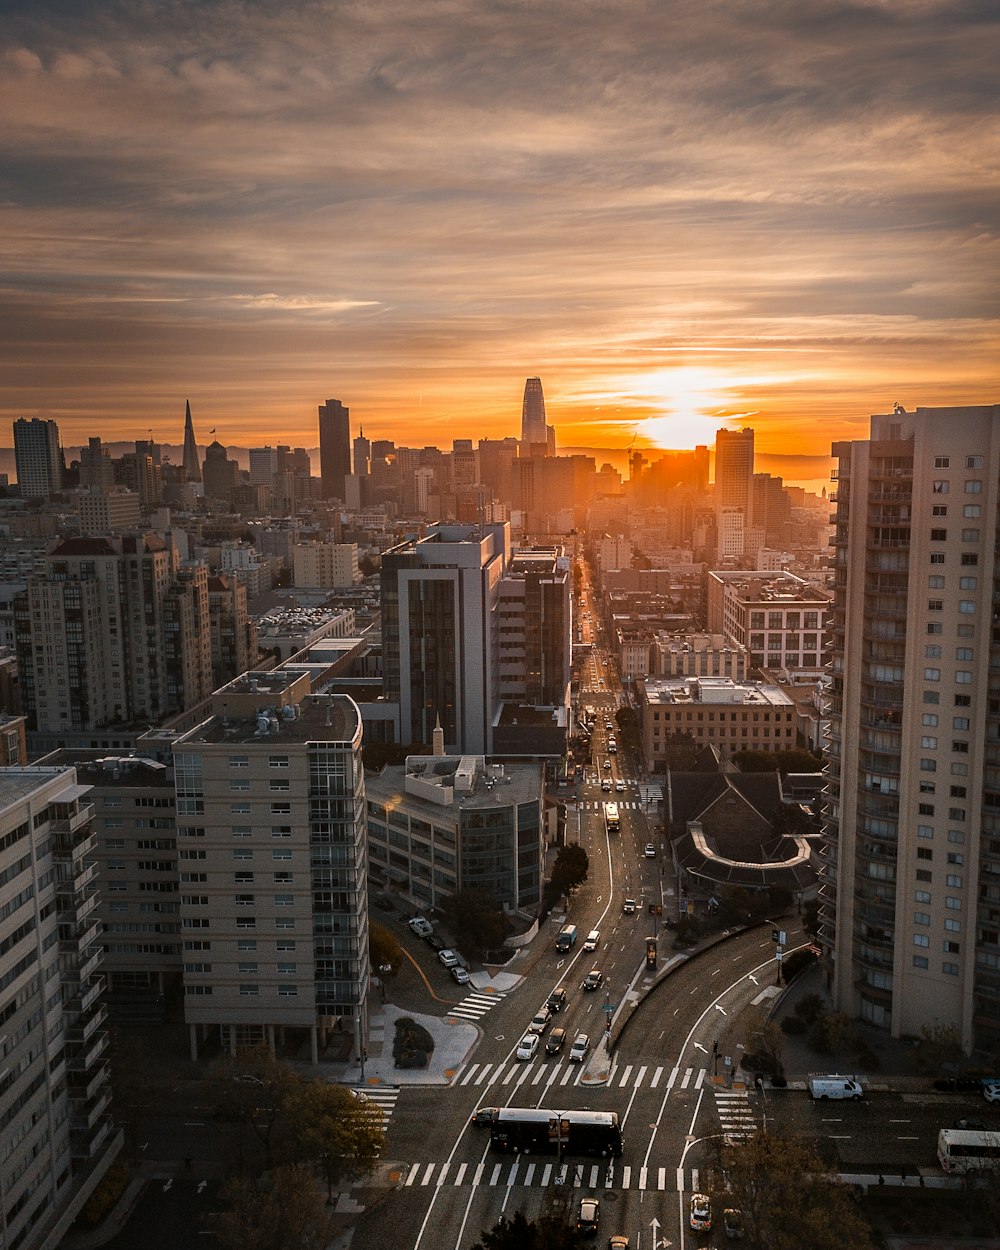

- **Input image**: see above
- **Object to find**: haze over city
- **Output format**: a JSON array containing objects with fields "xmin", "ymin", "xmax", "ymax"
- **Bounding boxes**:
[{"xmin": 2, "ymin": 0, "xmax": 997, "ymax": 469}]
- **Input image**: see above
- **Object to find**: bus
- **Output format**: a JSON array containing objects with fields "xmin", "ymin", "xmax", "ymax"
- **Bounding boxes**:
[
  {"xmin": 604, "ymin": 802, "xmax": 620, "ymax": 834},
  {"xmin": 937, "ymin": 1128, "xmax": 1000, "ymax": 1174},
  {"xmin": 490, "ymin": 1108, "xmax": 624, "ymax": 1158}
]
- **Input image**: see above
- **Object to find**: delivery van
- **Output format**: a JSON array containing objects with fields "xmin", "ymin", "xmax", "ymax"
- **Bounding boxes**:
[
  {"xmin": 555, "ymin": 924, "xmax": 578, "ymax": 952},
  {"xmin": 809, "ymin": 1075, "xmax": 863, "ymax": 1100}
]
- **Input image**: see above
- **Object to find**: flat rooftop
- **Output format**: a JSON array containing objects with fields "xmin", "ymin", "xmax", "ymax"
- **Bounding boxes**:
[{"xmin": 179, "ymin": 695, "xmax": 360, "ymax": 747}]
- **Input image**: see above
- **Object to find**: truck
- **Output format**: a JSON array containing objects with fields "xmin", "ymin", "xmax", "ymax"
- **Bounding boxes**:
[
  {"xmin": 555, "ymin": 924, "xmax": 578, "ymax": 952},
  {"xmin": 809, "ymin": 1075, "xmax": 864, "ymax": 1100}
]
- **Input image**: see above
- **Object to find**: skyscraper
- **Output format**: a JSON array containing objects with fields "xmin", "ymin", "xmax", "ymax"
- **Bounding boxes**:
[
  {"xmin": 519, "ymin": 376, "xmax": 554, "ymax": 456},
  {"xmin": 714, "ymin": 426, "xmax": 755, "ymax": 557},
  {"xmin": 824, "ymin": 404, "xmax": 1000, "ymax": 1054},
  {"xmin": 318, "ymin": 398, "xmax": 351, "ymax": 500},
  {"xmin": 13, "ymin": 416, "xmax": 63, "ymax": 497},
  {"xmin": 182, "ymin": 399, "xmax": 201, "ymax": 482}
]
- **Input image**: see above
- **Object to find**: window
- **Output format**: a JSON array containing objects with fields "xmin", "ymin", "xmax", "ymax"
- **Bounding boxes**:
[
  {"xmin": 960, "ymin": 552, "xmax": 978, "ymax": 565},
  {"xmin": 230, "ymin": 803, "xmax": 251, "ymax": 815},
  {"xmin": 238, "ymin": 962, "xmax": 258, "ymax": 974},
  {"xmin": 945, "ymin": 918, "xmax": 961, "ymax": 932},
  {"xmin": 927, "ymin": 600, "xmax": 943, "ymax": 611},
  {"xmin": 966, "ymin": 455, "xmax": 983, "ymax": 468},
  {"xmin": 949, "ymin": 807, "xmax": 966, "ymax": 821},
  {"xmin": 930, "ymin": 529, "xmax": 947, "ymax": 541},
  {"xmin": 946, "ymin": 874, "xmax": 963, "ymax": 888},
  {"xmin": 921, "ymin": 736, "xmax": 938, "ymax": 748},
  {"xmin": 953, "ymin": 717, "xmax": 970, "ymax": 730},
  {"xmin": 276, "ymin": 939, "xmax": 296, "ymax": 951},
  {"xmin": 229, "ymin": 779, "xmax": 250, "ymax": 792},
  {"xmin": 959, "ymin": 578, "xmax": 977, "ymax": 591},
  {"xmin": 917, "ymin": 825, "xmax": 934, "ymax": 839},
  {"xmin": 927, "ymin": 577, "xmax": 944, "ymax": 590},
  {"xmin": 955, "ymin": 694, "xmax": 971, "ymax": 706},
  {"xmin": 922, "ymin": 714, "xmax": 939, "ymax": 726},
  {"xmin": 934, "ymin": 456, "xmax": 950, "ymax": 468},
  {"xmin": 269, "ymin": 755, "xmax": 289, "ymax": 768},
  {"xmin": 946, "ymin": 897, "xmax": 961, "ymax": 910},
  {"xmin": 271, "ymin": 803, "xmax": 291, "ymax": 815},
  {"xmin": 962, "ymin": 528, "xmax": 980, "ymax": 541},
  {"xmin": 234, "ymin": 872, "xmax": 254, "ymax": 883},
  {"xmin": 931, "ymin": 480, "xmax": 949, "ymax": 494},
  {"xmin": 920, "ymin": 759, "xmax": 937, "ymax": 772},
  {"xmin": 948, "ymin": 829, "xmax": 965, "ymax": 843},
  {"xmin": 915, "ymin": 890, "xmax": 931, "ymax": 904},
  {"xmin": 964, "ymin": 480, "xmax": 982, "ymax": 494},
  {"xmin": 914, "ymin": 912, "xmax": 930, "ymax": 926},
  {"xmin": 275, "ymin": 894, "xmax": 294, "ymax": 907},
  {"xmin": 271, "ymin": 826, "xmax": 292, "ymax": 838},
  {"xmin": 229, "ymin": 755, "xmax": 249, "ymax": 768},
  {"xmin": 951, "ymin": 786, "xmax": 967, "ymax": 797},
  {"xmin": 952, "ymin": 741, "xmax": 969, "ymax": 753},
  {"xmin": 955, "ymin": 647, "xmax": 974, "ymax": 661},
  {"xmin": 913, "ymin": 935, "xmax": 930, "ymax": 948},
  {"xmin": 277, "ymin": 962, "xmax": 297, "ymax": 974},
  {"xmin": 235, "ymin": 893, "xmax": 255, "ymax": 906},
  {"xmin": 932, "ymin": 505, "xmax": 948, "ymax": 516},
  {"xmin": 942, "ymin": 963, "xmax": 959, "ymax": 976},
  {"xmin": 269, "ymin": 781, "xmax": 290, "ymax": 792},
  {"xmin": 278, "ymin": 986, "xmax": 298, "ymax": 997},
  {"xmin": 239, "ymin": 985, "xmax": 259, "ymax": 997},
  {"xmin": 924, "ymin": 668, "xmax": 940, "ymax": 681},
  {"xmin": 926, "ymin": 623, "xmax": 942, "ymax": 636},
  {"xmin": 237, "ymin": 939, "xmax": 257, "ymax": 951},
  {"xmin": 918, "ymin": 803, "xmax": 935, "ymax": 815},
  {"xmin": 913, "ymin": 956, "xmax": 929, "ymax": 969},
  {"xmin": 916, "ymin": 869, "xmax": 932, "ymax": 882},
  {"xmin": 272, "ymin": 849, "xmax": 292, "ymax": 861},
  {"xmin": 963, "ymin": 504, "xmax": 981, "ymax": 518},
  {"xmin": 233, "ymin": 849, "xmax": 253, "ymax": 861},
  {"xmin": 920, "ymin": 781, "xmax": 936, "ymax": 793},
  {"xmin": 929, "ymin": 552, "xmax": 945, "ymax": 564},
  {"xmin": 955, "ymin": 670, "xmax": 973, "ymax": 682},
  {"xmin": 236, "ymin": 917, "xmax": 256, "ymax": 929},
  {"xmin": 232, "ymin": 826, "xmax": 251, "ymax": 838},
  {"xmin": 917, "ymin": 848, "xmax": 933, "ymax": 860}
]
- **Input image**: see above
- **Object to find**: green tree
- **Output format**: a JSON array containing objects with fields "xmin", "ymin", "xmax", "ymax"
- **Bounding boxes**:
[
  {"xmin": 214, "ymin": 1164, "xmax": 333, "ymax": 1250},
  {"xmin": 714, "ymin": 1130, "xmax": 875, "ymax": 1250},
  {"xmin": 439, "ymin": 887, "xmax": 511, "ymax": 957},
  {"xmin": 808, "ymin": 1010, "xmax": 854, "ymax": 1055},
  {"xmin": 284, "ymin": 1083, "xmax": 385, "ymax": 1196},
  {"xmin": 913, "ymin": 1023, "xmax": 966, "ymax": 1075},
  {"xmin": 551, "ymin": 843, "xmax": 589, "ymax": 897},
  {"xmin": 470, "ymin": 1210, "xmax": 587, "ymax": 1250}
]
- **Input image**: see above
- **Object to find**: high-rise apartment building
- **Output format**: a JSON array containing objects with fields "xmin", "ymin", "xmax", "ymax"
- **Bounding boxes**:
[
  {"xmin": 14, "ymin": 535, "xmax": 213, "ymax": 747},
  {"xmin": 0, "ymin": 766, "xmax": 120, "ymax": 1250},
  {"xmin": 171, "ymin": 673, "xmax": 369, "ymax": 1064},
  {"xmin": 824, "ymin": 404, "xmax": 1000, "ymax": 1053},
  {"xmin": 318, "ymin": 398, "xmax": 351, "ymax": 500},
  {"xmin": 13, "ymin": 416, "xmax": 63, "ymax": 498},
  {"xmin": 207, "ymin": 574, "xmax": 257, "ymax": 690},
  {"xmin": 381, "ymin": 523, "xmax": 509, "ymax": 753},
  {"xmin": 496, "ymin": 549, "xmax": 572, "ymax": 708}
]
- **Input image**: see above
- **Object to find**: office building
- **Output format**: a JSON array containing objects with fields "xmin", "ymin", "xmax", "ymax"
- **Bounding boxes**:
[
  {"xmin": 496, "ymin": 548, "xmax": 572, "ymax": 708},
  {"xmin": 13, "ymin": 417, "xmax": 63, "ymax": 498},
  {"xmin": 170, "ymin": 672, "xmax": 369, "ymax": 1064},
  {"xmin": 292, "ymin": 542, "xmax": 359, "ymax": 589},
  {"xmin": 519, "ymin": 376, "xmax": 554, "ymax": 457},
  {"xmin": 78, "ymin": 437, "xmax": 115, "ymax": 492},
  {"xmin": 380, "ymin": 523, "xmax": 509, "ymax": 754},
  {"xmin": 181, "ymin": 400, "xmax": 201, "ymax": 482},
  {"xmin": 366, "ymin": 754, "xmax": 544, "ymax": 911},
  {"xmin": 201, "ymin": 440, "xmax": 239, "ymax": 505},
  {"xmin": 0, "ymin": 766, "xmax": 120, "ymax": 1250},
  {"xmin": 706, "ymin": 570, "xmax": 829, "ymax": 674},
  {"xmin": 318, "ymin": 398, "xmax": 351, "ymax": 500},
  {"xmin": 714, "ymin": 427, "xmax": 754, "ymax": 554},
  {"xmin": 78, "ymin": 488, "xmax": 141, "ymax": 536},
  {"xmin": 824, "ymin": 404, "xmax": 1000, "ymax": 1053}
]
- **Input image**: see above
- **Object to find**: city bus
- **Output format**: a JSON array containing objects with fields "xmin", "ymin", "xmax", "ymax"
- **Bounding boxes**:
[
  {"xmin": 490, "ymin": 1108, "xmax": 624, "ymax": 1158},
  {"xmin": 937, "ymin": 1128, "xmax": 1000, "ymax": 1174},
  {"xmin": 604, "ymin": 802, "xmax": 620, "ymax": 834}
]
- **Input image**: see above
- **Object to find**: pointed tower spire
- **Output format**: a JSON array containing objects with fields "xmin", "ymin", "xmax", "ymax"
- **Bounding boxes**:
[
  {"xmin": 182, "ymin": 399, "xmax": 202, "ymax": 482},
  {"xmin": 432, "ymin": 714, "xmax": 445, "ymax": 756}
]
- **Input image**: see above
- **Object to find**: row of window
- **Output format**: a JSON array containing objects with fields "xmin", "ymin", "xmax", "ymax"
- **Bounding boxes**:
[
  {"xmin": 185, "ymin": 985, "xmax": 299, "ymax": 996},
  {"xmin": 229, "ymin": 755, "xmax": 289, "ymax": 767},
  {"xmin": 932, "ymin": 454, "xmax": 984, "ymax": 468}
]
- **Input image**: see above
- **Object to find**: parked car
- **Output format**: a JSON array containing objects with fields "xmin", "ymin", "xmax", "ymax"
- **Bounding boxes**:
[
  {"xmin": 983, "ymin": 1082, "xmax": 1000, "ymax": 1103},
  {"xmin": 451, "ymin": 966, "xmax": 470, "ymax": 985},
  {"xmin": 569, "ymin": 1033, "xmax": 590, "ymax": 1062},
  {"xmin": 583, "ymin": 930, "xmax": 601, "ymax": 952},
  {"xmin": 528, "ymin": 1007, "xmax": 552, "ymax": 1035},
  {"xmin": 516, "ymin": 1034, "xmax": 539, "ymax": 1061},
  {"xmin": 723, "ymin": 1207, "xmax": 744, "ymax": 1240},
  {"xmin": 689, "ymin": 1193, "xmax": 712, "ymax": 1232},
  {"xmin": 577, "ymin": 1198, "xmax": 600, "ymax": 1237},
  {"xmin": 954, "ymin": 1117, "xmax": 986, "ymax": 1130},
  {"xmin": 408, "ymin": 917, "xmax": 433, "ymax": 938},
  {"xmin": 546, "ymin": 986, "xmax": 568, "ymax": 1012},
  {"xmin": 438, "ymin": 948, "xmax": 460, "ymax": 968},
  {"xmin": 546, "ymin": 1027, "xmax": 567, "ymax": 1055},
  {"xmin": 425, "ymin": 935, "xmax": 446, "ymax": 952},
  {"xmin": 583, "ymin": 969, "xmax": 604, "ymax": 991}
]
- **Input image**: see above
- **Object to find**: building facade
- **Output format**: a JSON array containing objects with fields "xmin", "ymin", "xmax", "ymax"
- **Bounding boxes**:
[
  {"xmin": 13, "ymin": 417, "xmax": 63, "ymax": 499},
  {"xmin": 824, "ymin": 404, "xmax": 1000, "ymax": 1054},
  {"xmin": 318, "ymin": 399, "xmax": 351, "ymax": 501},
  {"xmin": 706, "ymin": 570, "xmax": 829, "ymax": 674}
]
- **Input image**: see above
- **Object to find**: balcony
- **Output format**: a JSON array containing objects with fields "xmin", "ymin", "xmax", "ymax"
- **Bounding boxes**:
[
  {"xmin": 71, "ymin": 1117, "xmax": 118, "ymax": 1163},
  {"xmin": 51, "ymin": 803, "xmax": 96, "ymax": 839},
  {"xmin": 67, "ymin": 1028, "xmax": 108, "ymax": 1073},
  {"xmin": 59, "ymin": 914, "xmax": 101, "ymax": 959},
  {"xmin": 68, "ymin": 1057, "xmax": 109, "ymax": 1104},
  {"xmin": 67, "ymin": 1001, "xmax": 108, "ymax": 1046}
]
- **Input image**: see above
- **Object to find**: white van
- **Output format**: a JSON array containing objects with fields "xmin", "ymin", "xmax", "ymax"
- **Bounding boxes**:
[
  {"xmin": 809, "ymin": 1075, "xmax": 863, "ymax": 1100},
  {"xmin": 583, "ymin": 929, "xmax": 600, "ymax": 952}
]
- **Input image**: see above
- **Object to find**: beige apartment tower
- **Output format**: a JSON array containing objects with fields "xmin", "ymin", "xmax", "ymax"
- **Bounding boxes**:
[{"xmin": 824, "ymin": 404, "xmax": 1000, "ymax": 1056}]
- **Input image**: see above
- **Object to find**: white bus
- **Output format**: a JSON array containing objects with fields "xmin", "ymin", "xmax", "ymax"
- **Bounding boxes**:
[
  {"xmin": 604, "ymin": 802, "xmax": 620, "ymax": 834},
  {"xmin": 937, "ymin": 1128, "xmax": 1000, "ymax": 1175}
]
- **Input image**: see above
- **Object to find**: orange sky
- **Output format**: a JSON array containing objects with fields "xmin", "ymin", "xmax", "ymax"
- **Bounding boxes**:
[{"xmin": 1, "ymin": 2, "xmax": 997, "ymax": 472}]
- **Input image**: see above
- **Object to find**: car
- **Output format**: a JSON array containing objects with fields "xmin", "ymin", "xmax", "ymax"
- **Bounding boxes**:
[
  {"xmin": 569, "ymin": 1033, "xmax": 591, "ymax": 1062},
  {"xmin": 644, "ymin": 843, "xmax": 656, "ymax": 858},
  {"xmin": 605, "ymin": 721, "xmax": 613, "ymax": 730},
  {"xmin": 954, "ymin": 1116, "xmax": 986, "ymax": 1130},
  {"xmin": 984, "ymin": 1082, "xmax": 1000, "ymax": 1103},
  {"xmin": 546, "ymin": 1027, "xmax": 567, "ymax": 1055},
  {"xmin": 470, "ymin": 1106, "xmax": 498, "ymax": 1126},
  {"xmin": 516, "ymin": 1034, "xmax": 539, "ymax": 1061},
  {"xmin": 689, "ymin": 1193, "xmax": 712, "ymax": 1232},
  {"xmin": 546, "ymin": 986, "xmax": 568, "ymax": 1012},
  {"xmin": 582, "ymin": 969, "xmax": 603, "ymax": 991},
  {"xmin": 603, "ymin": 759, "xmax": 612, "ymax": 770},
  {"xmin": 528, "ymin": 1007, "xmax": 552, "ymax": 1035},
  {"xmin": 608, "ymin": 1238, "xmax": 629, "ymax": 1250},
  {"xmin": 723, "ymin": 1207, "xmax": 744, "ymax": 1240},
  {"xmin": 615, "ymin": 780, "xmax": 625, "ymax": 792},
  {"xmin": 623, "ymin": 897, "xmax": 637, "ymax": 914},
  {"xmin": 934, "ymin": 1075, "xmax": 993, "ymax": 1092},
  {"xmin": 577, "ymin": 1198, "xmax": 600, "ymax": 1236},
  {"xmin": 601, "ymin": 779, "xmax": 612, "ymax": 792},
  {"xmin": 425, "ymin": 934, "xmax": 446, "ymax": 952},
  {"xmin": 583, "ymin": 929, "xmax": 601, "ymax": 952},
  {"xmin": 408, "ymin": 916, "xmax": 433, "ymax": 938},
  {"xmin": 451, "ymin": 965, "xmax": 470, "ymax": 985},
  {"xmin": 438, "ymin": 948, "xmax": 460, "ymax": 968}
]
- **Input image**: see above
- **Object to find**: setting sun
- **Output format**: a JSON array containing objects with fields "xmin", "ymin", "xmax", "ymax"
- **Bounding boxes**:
[{"xmin": 632, "ymin": 368, "xmax": 740, "ymax": 450}]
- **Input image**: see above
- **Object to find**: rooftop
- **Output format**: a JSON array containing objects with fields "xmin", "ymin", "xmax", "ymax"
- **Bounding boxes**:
[
  {"xmin": 642, "ymin": 676, "xmax": 793, "ymax": 707},
  {"xmin": 178, "ymin": 693, "xmax": 360, "ymax": 747}
]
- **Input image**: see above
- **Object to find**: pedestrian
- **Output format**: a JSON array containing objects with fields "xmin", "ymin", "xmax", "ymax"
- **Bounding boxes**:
[{"xmin": 184, "ymin": 1155, "xmax": 192, "ymax": 1172}]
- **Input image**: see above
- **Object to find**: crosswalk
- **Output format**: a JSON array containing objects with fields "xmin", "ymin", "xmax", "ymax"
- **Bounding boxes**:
[
  {"xmin": 714, "ymin": 1086, "xmax": 757, "ymax": 1141},
  {"xmin": 582, "ymin": 799, "xmax": 647, "ymax": 810},
  {"xmin": 350, "ymin": 1086, "xmax": 400, "ymax": 1127},
  {"xmin": 454, "ymin": 1060, "xmax": 711, "ymax": 1093},
  {"xmin": 448, "ymin": 990, "xmax": 508, "ymax": 1022},
  {"xmin": 401, "ymin": 1157, "xmax": 707, "ymax": 1193}
]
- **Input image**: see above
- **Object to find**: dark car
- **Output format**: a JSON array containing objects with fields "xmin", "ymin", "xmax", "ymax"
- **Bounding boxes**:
[
  {"xmin": 546, "ymin": 987, "xmax": 568, "ymax": 1012},
  {"xmin": 471, "ymin": 1106, "xmax": 497, "ymax": 1126},
  {"xmin": 934, "ymin": 1076, "xmax": 993, "ymax": 1091},
  {"xmin": 546, "ymin": 1027, "xmax": 567, "ymax": 1055},
  {"xmin": 425, "ymin": 935, "xmax": 446, "ymax": 952},
  {"xmin": 577, "ymin": 1198, "xmax": 600, "ymax": 1236},
  {"xmin": 583, "ymin": 969, "xmax": 604, "ymax": 991},
  {"xmin": 954, "ymin": 1116, "xmax": 986, "ymax": 1130}
]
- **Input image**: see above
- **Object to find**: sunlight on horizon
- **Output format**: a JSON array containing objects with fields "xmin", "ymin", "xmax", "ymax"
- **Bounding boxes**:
[{"xmin": 632, "ymin": 367, "xmax": 743, "ymax": 450}]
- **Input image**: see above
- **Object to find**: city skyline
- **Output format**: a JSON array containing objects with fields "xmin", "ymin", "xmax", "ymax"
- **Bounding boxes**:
[{"xmin": 1, "ymin": 2, "xmax": 997, "ymax": 459}]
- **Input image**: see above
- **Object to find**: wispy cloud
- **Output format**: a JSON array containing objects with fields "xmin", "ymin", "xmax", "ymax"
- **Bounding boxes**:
[{"xmin": 0, "ymin": 0, "xmax": 997, "ymax": 460}]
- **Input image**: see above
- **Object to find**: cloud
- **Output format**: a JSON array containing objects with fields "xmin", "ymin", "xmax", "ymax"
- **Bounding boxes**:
[{"xmin": 0, "ymin": 0, "xmax": 997, "ymax": 457}]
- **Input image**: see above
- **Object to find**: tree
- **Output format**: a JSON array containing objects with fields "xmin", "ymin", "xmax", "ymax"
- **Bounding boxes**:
[
  {"xmin": 470, "ymin": 1210, "xmax": 587, "ymax": 1250},
  {"xmin": 284, "ymin": 1083, "xmax": 385, "ymax": 1196},
  {"xmin": 369, "ymin": 920, "xmax": 401, "ymax": 976},
  {"xmin": 211, "ymin": 1045, "xmax": 303, "ymax": 1169},
  {"xmin": 439, "ymin": 887, "xmax": 511, "ymax": 957},
  {"xmin": 214, "ymin": 1164, "xmax": 334, "ymax": 1250},
  {"xmin": 913, "ymin": 1023, "xmax": 966, "ymax": 1075},
  {"xmin": 550, "ymin": 843, "xmax": 589, "ymax": 897},
  {"xmin": 714, "ymin": 1130, "xmax": 875, "ymax": 1250}
]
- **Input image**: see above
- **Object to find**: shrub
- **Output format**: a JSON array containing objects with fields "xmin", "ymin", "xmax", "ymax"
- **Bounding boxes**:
[
  {"xmin": 76, "ymin": 1161, "xmax": 129, "ymax": 1229},
  {"xmin": 393, "ymin": 1017, "xmax": 434, "ymax": 1069},
  {"xmin": 780, "ymin": 1015, "xmax": 807, "ymax": 1036},
  {"xmin": 781, "ymin": 947, "xmax": 818, "ymax": 982},
  {"xmin": 794, "ymin": 992, "xmax": 827, "ymax": 1025}
]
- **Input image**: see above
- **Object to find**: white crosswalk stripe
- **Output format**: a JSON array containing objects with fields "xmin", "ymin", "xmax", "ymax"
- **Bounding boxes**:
[
  {"xmin": 348, "ymin": 1086, "xmax": 399, "ymax": 1127},
  {"xmin": 454, "ymin": 1060, "xmax": 708, "ymax": 1092},
  {"xmin": 401, "ymin": 1159, "xmax": 708, "ymax": 1191},
  {"xmin": 447, "ymin": 990, "xmax": 508, "ymax": 1021},
  {"xmin": 714, "ymin": 1087, "xmax": 757, "ymax": 1139}
]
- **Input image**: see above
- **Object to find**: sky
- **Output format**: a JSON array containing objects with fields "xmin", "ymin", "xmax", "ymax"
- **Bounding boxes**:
[{"xmin": 1, "ymin": 0, "xmax": 998, "ymax": 487}]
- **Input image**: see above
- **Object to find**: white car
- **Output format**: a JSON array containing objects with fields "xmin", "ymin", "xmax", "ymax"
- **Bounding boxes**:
[
  {"xmin": 983, "ymin": 1081, "xmax": 1000, "ymax": 1104},
  {"xmin": 569, "ymin": 1033, "xmax": 590, "ymax": 1062},
  {"xmin": 516, "ymin": 1034, "xmax": 539, "ymax": 1061},
  {"xmin": 583, "ymin": 929, "xmax": 600, "ymax": 952},
  {"xmin": 451, "ymin": 965, "xmax": 470, "ymax": 985},
  {"xmin": 438, "ymin": 948, "xmax": 460, "ymax": 968},
  {"xmin": 615, "ymin": 780, "xmax": 625, "ymax": 792},
  {"xmin": 690, "ymin": 1193, "xmax": 712, "ymax": 1232},
  {"xmin": 644, "ymin": 843, "xmax": 656, "ymax": 858},
  {"xmin": 408, "ymin": 917, "xmax": 433, "ymax": 938}
]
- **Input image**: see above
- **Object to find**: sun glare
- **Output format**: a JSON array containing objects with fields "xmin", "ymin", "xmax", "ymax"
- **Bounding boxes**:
[{"xmin": 634, "ymin": 367, "xmax": 735, "ymax": 451}]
